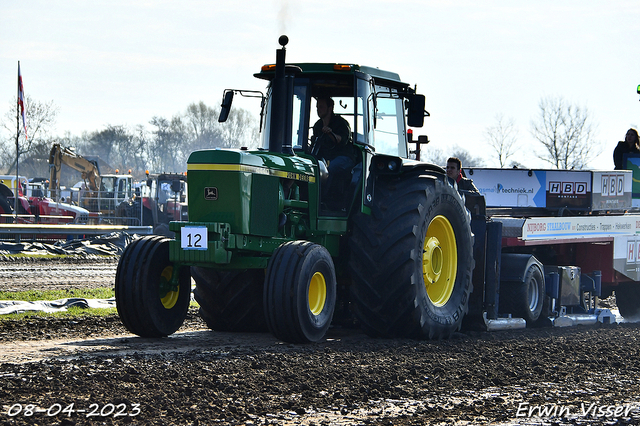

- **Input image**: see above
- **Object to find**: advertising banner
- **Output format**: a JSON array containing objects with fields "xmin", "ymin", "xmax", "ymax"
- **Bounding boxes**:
[
  {"xmin": 522, "ymin": 215, "xmax": 640, "ymax": 240},
  {"xmin": 468, "ymin": 169, "xmax": 545, "ymax": 208},
  {"xmin": 468, "ymin": 168, "xmax": 630, "ymax": 211}
]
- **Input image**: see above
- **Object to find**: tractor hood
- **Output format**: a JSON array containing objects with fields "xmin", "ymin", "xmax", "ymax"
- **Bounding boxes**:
[
  {"xmin": 186, "ymin": 148, "xmax": 316, "ymax": 236},
  {"xmin": 187, "ymin": 149, "xmax": 315, "ymax": 181}
]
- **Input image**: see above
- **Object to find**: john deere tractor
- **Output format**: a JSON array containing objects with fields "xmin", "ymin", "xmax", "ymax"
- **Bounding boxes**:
[{"xmin": 115, "ymin": 36, "xmax": 474, "ymax": 343}]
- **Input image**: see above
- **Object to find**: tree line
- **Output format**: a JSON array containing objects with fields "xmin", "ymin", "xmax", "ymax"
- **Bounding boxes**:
[
  {"xmin": 0, "ymin": 98, "xmax": 259, "ymax": 186},
  {"xmin": 1, "ymin": 94, "xmax": 601, "ymax": 188},
  {"xmin": 423, "ymin": 95, "xmax": 600, "ymax": 170}
]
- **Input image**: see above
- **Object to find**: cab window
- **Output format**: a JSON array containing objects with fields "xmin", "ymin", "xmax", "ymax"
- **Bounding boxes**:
[{"xmin": 373, "ymin": 87, "xmax": 407, "ymax": 157}]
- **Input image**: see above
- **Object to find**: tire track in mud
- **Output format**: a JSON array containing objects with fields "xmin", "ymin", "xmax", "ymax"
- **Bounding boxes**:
[{"xmin": 0, "ymin": 258, "xmax": 118, "ymax": 291}]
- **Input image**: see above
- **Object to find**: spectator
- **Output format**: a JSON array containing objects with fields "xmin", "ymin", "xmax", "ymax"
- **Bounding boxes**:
[
  {"xmin": 446, "ymin": 157, "xmax": 479, "ymax": 194},
  {"xmin": 613, "ymin": 128, "xmax": 640, "ymax": 170}
]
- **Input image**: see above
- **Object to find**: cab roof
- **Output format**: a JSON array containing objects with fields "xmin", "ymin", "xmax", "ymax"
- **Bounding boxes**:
[{"xmin": 254, "ymin": 63, "xmax": 407, "ymax": 88}]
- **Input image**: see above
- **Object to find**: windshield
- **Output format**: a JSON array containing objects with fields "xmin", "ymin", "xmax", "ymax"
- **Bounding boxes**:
[
  {"xmin": 260, "ymin": 80, "xmax": 312, "ymax": 151},
  {"xmin": 258, "ymin": 75, "xmax": 408, "ymax": 158},
  {"xmin": 101, "ymin": 177, "xmax": 116, "ymax": 193},
  {"xmin": 260, "ymin": 77, "xmax": 363, "ymax": 152}
]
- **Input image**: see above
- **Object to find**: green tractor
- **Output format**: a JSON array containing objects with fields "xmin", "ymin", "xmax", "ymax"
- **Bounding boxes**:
[{"xmin": 115, "ymin": 36, "xmax": 474, "ymax": 343}]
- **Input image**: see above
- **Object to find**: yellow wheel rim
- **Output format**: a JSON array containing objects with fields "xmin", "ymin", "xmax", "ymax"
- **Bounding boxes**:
[
  {"xmin": 308, "ymin": 271, "xmax": 327, "ymax": 316},
  {"xmin": 423, "ymin": 215, "xmax": 457, "ymax": 307},
  {"xmin": 160, "ymin": 266, "xmax": 179, "ymax": 309}
]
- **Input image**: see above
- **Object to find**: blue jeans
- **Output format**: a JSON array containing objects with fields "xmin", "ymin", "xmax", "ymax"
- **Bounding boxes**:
[{"xmin": 323, "ymin": 156, "xmax": 355, "ymax": 200}]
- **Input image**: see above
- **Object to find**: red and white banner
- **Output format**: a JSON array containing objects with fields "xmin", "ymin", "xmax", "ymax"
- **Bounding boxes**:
[{"xmin": 18, "ymin": 62, "xmax": 27, "ymax": 140}]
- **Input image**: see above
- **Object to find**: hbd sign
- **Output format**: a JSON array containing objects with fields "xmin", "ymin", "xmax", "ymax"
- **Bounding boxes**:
[
  {"xmin": 548, "ymin": 181, "xmax": 588, "ymax": 195},
  {"xmin": 627, "ymin": 240, "xmax": 640, "ymax": 263},
  {"xmin": 601, "ymin": 174, "xmax": 625, "ymax": 197}
]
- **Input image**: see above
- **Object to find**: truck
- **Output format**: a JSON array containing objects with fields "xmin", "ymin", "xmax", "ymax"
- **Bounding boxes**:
[
  {"xmin": 49, "ymin": 143, "xmax": 134, "ymax": 221},
  {"xmin": 114, "ymin": 36, "xmax": 640, "ymax": 343},
  {"xmin": 116, "ymin": 171, "xmax": 188, "ymax": 232},
  {"xmin": 0, "ymin": 174, "xmax": 89, "ymax": 225}
]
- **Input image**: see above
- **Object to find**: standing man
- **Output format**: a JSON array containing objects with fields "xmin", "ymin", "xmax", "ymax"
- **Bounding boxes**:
[
  {"xmin": 311, "ymin": 97, "xmax": 356, "ymax": 206},
  {"xmin": 613, "ymin": 128, "xmax": 640, "ymax": 170},
  {"xmin": 446, "ymin": 157, "xmax": 479, "ymax": 194}
]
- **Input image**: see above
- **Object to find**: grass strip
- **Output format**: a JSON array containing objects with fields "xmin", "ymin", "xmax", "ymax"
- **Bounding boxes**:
[
  {"xmin": 0, "ymin": 288, "xmax": 114, "ymax": 302},
  {"xmin": 0, "ymin": 287, "xmax": 199, "ymax": 321},
  {"xmin": 0, "ymin": 307, "xmax": 119, "ymax": 321}
]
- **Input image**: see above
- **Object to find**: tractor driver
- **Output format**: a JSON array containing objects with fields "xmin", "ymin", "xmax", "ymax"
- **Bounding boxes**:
[{"xmin": 311, "ymin": 97, "xmax": 357, "ymax": 208}]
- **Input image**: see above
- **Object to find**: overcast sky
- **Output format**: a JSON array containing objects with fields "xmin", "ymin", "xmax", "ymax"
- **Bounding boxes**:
[{"xmin": 1, "ymin": 0, "xmax": 639, "ymax": 170}]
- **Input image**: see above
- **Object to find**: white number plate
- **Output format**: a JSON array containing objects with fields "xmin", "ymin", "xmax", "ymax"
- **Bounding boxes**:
[{"xmin": 181, "ymin": 226, "xmax": 208, "ymax": 250}]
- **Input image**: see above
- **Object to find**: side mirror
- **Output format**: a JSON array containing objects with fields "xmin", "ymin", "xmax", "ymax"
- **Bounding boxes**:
[
  {"xmin": 219, "ymin": 90, "xmax": 234, "ymax": 123},
  {"xmin": 171, "ymin": 180, "xmax": 181, "ymax": 194},
  {"xmin": 407, "ymin": 94, "xmax": 426, "ymax": 128}
]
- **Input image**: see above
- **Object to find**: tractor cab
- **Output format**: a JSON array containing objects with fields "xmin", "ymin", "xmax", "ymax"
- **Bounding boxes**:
[{"xmin": 221, "ymin": 39, "xmax": 426, "ymax": 216}]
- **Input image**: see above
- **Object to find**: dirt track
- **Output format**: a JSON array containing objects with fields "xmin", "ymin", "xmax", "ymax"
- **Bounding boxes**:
[
  {"xmin": 0, "ymin": 256, "xmax": 117, "ymax": 291},
  {"xmin": 1, "ymin": 257, "xmax": 640, "ymax": 425}
]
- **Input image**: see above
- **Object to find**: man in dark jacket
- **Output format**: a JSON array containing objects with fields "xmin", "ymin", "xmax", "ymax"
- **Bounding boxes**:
[
  {"xmin": 446, "ymin": 157, "xmax": 479, "ymax": 194},
  {"xmin": 613, "ymin": 128, "xmax": 640, "ymax": 170},
  {"xmin": 311, "ymin": 97, "xmax": 357, "ymax": 206}
]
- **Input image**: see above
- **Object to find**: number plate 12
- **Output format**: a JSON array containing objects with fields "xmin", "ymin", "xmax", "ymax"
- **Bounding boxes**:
[{"xmin": 181, "ymin": 226, "xmax": 208, "ymax": 250}]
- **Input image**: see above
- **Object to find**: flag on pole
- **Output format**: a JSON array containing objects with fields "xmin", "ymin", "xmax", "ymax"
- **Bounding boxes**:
[{"xmin": 18, "ymin": 62, "xmax": 27, "ymax": 140}]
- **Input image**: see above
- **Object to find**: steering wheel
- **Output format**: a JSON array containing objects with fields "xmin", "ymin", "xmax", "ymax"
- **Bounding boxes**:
[{"xmin": 310, "ymin": 133, "xmax": 333, "ymax": 158}]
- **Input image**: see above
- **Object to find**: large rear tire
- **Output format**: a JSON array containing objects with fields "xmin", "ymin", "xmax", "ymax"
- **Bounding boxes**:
[
  {"xmin": 616, "ymin": 282, "xmax": 640, "ymax": 321},
  {"xmin": 191, "ymin": 267, "xmax": 267, "ymax": 332},
  {"xmin": 264, "ymin": 241, "xmax": 337, "ymax": 343},
  {"xmin": 115, "ymin": 236, "xmax": 191, "ymax": 337},
  {"xmin": 349, "ymin": 172, "xmax": 474, "ymax": 339}
]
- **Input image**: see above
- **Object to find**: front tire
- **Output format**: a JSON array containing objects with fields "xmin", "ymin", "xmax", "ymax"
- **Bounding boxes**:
[
  {"xmin": 264, "ymin": 241, "xmax": 337, "ymax": 343},
  {"xmin": 115, "ymin": 236, "xmax": 191, "ymax": 337},
  {"xmin": 349, "ymin": 172, "xmax": 474, "ymax": 339}
]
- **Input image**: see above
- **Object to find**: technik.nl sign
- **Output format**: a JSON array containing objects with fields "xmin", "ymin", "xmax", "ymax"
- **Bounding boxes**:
[
  {"xmin": 469, "ymin": 169, "xmax": 594, "ymax": 209},
  {"xmin": 522, "ymin": 216, "xmax": 638, "ymax": 240},
  {"xmin": 470, "ymin": 169, "xmax": 546, "ymax": 208}
]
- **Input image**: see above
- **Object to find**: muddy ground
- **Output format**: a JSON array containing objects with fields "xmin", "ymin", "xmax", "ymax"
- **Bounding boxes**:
[{"xmin": 1, "ymin": 257, "xmax": 640, "ymax": 426}]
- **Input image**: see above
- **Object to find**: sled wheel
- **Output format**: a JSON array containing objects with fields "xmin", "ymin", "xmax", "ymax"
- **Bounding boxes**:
[
  {"xmin": 500, "ymin": 262, "xmax": 545, "ymax": 324},
  {"xmin": 616, "ymin": 282, "xmax": 640, "ymax": 321},
  {"xmin": 191, "ymin": 267, "xmax": 267, "ymax": 332},
  {"xmin": 264, "ymin": 241, "xmax": 337, "ymax": 343},
  {"xmin": 115, "ymin": 236, "xmax": 190, "ymax": 337},
  {"xmin": 349, "ymin": 171, "xmax": 474, "ymax": 339}
]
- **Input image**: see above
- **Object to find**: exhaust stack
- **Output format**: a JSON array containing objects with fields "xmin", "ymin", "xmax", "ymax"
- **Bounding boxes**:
[{"xmin": 268, "ymin": 35, "xmax": 294, "ymax": 155}]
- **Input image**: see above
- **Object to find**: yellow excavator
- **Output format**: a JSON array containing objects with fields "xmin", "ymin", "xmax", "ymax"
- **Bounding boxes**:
[{"xmin": 48, "ymin": 143, "xmax": 134, "ymax": 220}]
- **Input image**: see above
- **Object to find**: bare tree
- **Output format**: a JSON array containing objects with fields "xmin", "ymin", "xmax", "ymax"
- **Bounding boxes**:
[
  {"xmin": 80, "ymin": 125, "xmax": 141, "ymax": 174},
  {"xmin": 185, "ymin": 101, "xmax": 224, "ymax": 151},
  {"xmin": 530, "ymin": 96, "xmax": 599, "ymax": 169},
  {"xmin": 0, "ymin": 95, "xmax": 59, "ymax": 173},
  {"xmin": 485, "ymin": 113, "xmax": 518, "ymax": 167},
  {"xmin": 220, "ymin": 107, "xmax": 260, "ymax": 149},
  {"xmin": 184, "ymin": 101, "xmax": 259, "ymax": 151},
  {"xmin": 149, "ymin": 115, "xmax": 190, "ymax": 172},
  {"xmin": 422, "ymin": 146, "xmax": 485, "ymax": 170},
  {"xmin": 450, "ymin": 146, "xmax": 485, "ymax": 169}
]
